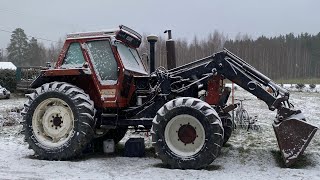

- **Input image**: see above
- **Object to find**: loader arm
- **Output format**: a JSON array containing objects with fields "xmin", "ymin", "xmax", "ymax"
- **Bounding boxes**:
[
  {"xmin": 169, "ymin": 49, "xmax": 298, "ymax": 118},
  {"xmin": 211, "ymin": 49, "xmax": 288, "ymax": 111}
]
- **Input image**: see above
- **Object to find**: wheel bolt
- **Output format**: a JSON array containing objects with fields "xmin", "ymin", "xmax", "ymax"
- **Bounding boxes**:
[{"xmin": 51, "ymin": 125, "xmax": 54, "ymax": 127}]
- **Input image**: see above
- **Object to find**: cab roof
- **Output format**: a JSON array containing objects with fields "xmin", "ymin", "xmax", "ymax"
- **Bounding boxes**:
[
  {"xmin": 66, "ymin": 29, "xmax": 117, "ymax": 40},
  {"xmin": 66, "ymin": 25, "xmax": 142, "ymax": 41}
]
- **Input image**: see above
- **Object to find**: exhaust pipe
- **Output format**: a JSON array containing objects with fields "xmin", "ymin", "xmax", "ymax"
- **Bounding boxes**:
[
  {"xmin": 164, "ymin": 30, "xmax": 176, "ymax": 70},
  {"xmin": 147, "ymin": 35, "xmax": 158, "ymax": 74}
]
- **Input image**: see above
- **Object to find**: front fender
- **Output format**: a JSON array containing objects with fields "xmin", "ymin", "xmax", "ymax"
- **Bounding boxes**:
[{"xmin": 30, "ymin": 68, "xmax": 91, "ymax": 88}]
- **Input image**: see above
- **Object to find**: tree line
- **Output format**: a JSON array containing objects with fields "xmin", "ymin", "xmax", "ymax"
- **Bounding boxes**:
[
  {"xmin": 140, "ymin": 32, "xmax": 320, "ymax": 80},
  {"xmin": 2, "ymin": 28, "xmax": 320, "ymax": 80},
  {"xmin": 225, "ymin": 33, "xmax": 320, "ymax": 80},
  {"xmin": 1, "ymin": 28, "xmax": 62, "ymax": 66}
]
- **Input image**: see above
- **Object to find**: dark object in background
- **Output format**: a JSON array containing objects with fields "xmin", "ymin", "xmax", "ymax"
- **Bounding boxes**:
[
  {"xmin": 0, "ymin": 84, "xmax": 11, "ymax": 99},
  {"xmin": 124, "ymin": 138, "xmax": 145, "ymax": 157},
  {"xmin": 309, "ymin": 84, "xmax": 316, "ymax": 89},
  {"xmin": 295, "ymin": 83, "xmax": 305, "ymax": 90}
]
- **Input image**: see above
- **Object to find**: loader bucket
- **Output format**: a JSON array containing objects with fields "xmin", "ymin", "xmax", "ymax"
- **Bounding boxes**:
[{"xmin": 273, "ymin": 116, "xmax": 318, "ymax": 167}]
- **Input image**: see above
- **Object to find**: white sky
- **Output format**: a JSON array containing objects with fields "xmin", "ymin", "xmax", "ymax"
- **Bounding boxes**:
[{"xmin": 0, "ymin": 0, "xmax": 319, "ymax": 50}]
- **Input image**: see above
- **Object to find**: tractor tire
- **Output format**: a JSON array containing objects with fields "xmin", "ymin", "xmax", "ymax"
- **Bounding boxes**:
[
  {"xmin": 92, "ymin": 127, "xmax": 128, "ymax": 152},
  {"xmin": 220, "ymin": 113, "xmax": 233, "ymax": 145},
  {"xmin": 151, "ymin": 97, "xmax": 224, "ymax": 169},
  {"xmin": 21, "ymin": 82, "xmax": 95, "ymax": 160}
]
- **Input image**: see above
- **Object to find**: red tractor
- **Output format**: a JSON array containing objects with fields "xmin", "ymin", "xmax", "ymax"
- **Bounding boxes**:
[{"xmin": 22, "ymin": 25, "xmax": 317, "ymax": 169}]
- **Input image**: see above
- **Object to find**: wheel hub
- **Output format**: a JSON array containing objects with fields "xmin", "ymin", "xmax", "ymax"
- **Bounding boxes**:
[
  {"xmin": 164, "ymin": 114, "xmax": 205, "ymax": 157},
  {"xmin": 32, "ymin": 98, "xmax": 74, "ymax": 148},
  {"xmin": 178, "ymin": 124, "xmax": 197, "ymax": 144},
  {"xmin": 52, "ymin": 115, "xmax": 63, "ymax": 127},
  {"xmin": 42, "ymin": 106, "xmax": 72, "ymax": 140}
]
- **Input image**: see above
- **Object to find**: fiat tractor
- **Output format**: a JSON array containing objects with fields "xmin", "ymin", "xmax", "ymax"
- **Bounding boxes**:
[{"xmin": 22, "ymin": 25, "xmax": 317, "ymax": 169}]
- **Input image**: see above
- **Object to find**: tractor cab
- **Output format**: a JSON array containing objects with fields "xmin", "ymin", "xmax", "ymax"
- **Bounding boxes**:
[
  {"xmin": 36, "ymin": 25, "xmax": 148, "ymax": 108},
  {"xmin": 59, "ymin": 25, "xmax": 147, "ymax": 75}
]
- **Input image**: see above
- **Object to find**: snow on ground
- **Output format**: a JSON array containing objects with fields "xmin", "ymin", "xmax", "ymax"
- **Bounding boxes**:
[{"xmin": 0, "ymin": 90, "xmax": 320, "ymax": 179}]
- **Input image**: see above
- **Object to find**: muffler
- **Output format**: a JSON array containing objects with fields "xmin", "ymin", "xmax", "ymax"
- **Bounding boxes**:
[{"xmin": 273, "ymin": 113, "xmax": 318, "ymax": 167}]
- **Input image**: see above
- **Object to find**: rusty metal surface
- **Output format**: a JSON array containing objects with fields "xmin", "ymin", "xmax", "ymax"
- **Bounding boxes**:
[
  {"xmin": 166, "ymin": 40, "xmax": 176, "ymax": 69},
  {"xmin": 273, "ymin": 119, "xmax": 318, "ymax": 167},
  {"xmin": 164, "ymin": 30, "xmax": 176, "ymax": 70}
]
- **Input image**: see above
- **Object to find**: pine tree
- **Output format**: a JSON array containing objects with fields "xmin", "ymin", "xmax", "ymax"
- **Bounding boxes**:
[
  {"xmin": 0, "ymin": 49, "xmax": 3, "ymax": 62},
  {"xmin": 26, "ymin": 37, "xmax": 41, "ymax": 66},
  {"xmin": 6, "ymin": 28, "xmax": 29, "ymax": 66}
]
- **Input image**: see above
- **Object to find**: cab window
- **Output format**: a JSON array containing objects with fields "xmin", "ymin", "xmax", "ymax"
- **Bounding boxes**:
[
  {"xmin": 61, "ymin": 43, "xmax": 85, "ymax": 67},
  {"xmin": 115, "ymin": 41, "xmax": 147, "ymax": 74},
  {"xmin": 86, "ymin": 40, "xmax": 118, "ymax": 85}
]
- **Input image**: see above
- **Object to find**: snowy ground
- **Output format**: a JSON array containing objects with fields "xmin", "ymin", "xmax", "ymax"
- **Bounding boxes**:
[{"xmin": 0, "ymin": 90, "xmax": 320, "ymax": 180}]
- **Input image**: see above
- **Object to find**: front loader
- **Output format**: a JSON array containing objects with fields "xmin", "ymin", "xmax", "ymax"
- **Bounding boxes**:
[{"xmin": 22, "ymin": 25, "xmax": 317, "ymax": 169}]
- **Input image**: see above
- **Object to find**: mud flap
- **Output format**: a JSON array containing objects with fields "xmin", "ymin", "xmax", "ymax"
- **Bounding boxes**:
[{"xmin": 273, "ymin": 116, "xmax": 318, "ymax": 167}]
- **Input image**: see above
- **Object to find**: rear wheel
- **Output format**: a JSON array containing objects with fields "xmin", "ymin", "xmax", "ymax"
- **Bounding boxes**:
[
  {"xmin": 152, "ymin": 97, "xmax": 223, "ymax": 169},
  {"xmin": 22, "ymin": 82, "xmax": 95, "ymax": 160}
]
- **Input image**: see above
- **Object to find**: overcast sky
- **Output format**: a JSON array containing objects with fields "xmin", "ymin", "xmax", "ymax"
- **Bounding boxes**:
[{"xmin": 0, "ymin": 0, "xmax": 319, "ymax": 50}]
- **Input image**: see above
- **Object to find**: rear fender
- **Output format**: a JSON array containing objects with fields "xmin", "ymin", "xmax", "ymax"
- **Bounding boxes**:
[{"xmin": 30, "ymin": 69, "xmax": 103, "ymax": 108}]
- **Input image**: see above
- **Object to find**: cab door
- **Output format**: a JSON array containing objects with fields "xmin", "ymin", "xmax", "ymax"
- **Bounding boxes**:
[{"xmin": 85, "ymin": 39, "xmax": 121, "ymax": 107}]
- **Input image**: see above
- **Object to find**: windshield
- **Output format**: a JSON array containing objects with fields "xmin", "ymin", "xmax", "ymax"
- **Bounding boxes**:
[{"xmin": 115, "ymin": 41, "xmax": 147, "ymax": 74}]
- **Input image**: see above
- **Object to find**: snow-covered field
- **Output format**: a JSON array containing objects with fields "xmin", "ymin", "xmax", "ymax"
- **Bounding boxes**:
[{"xmin": 0, "ymin": 89, "xmax": 320, "ymax": 180}]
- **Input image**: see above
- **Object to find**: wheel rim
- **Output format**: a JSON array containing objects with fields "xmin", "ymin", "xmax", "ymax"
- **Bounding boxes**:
[
  {"xmin": 32, "ymin": 98, "xmax": 74, "ymax": 148},
  {"xmin": 164, "ymin": 114, "xmax": 205, "ymax": 157}
]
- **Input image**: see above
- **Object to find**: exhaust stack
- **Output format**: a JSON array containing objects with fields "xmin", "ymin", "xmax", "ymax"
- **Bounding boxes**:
[
  {"xmin": 164, "ymin": 30, "xmax": 176, "ymax": 70},
  {"xmin": 147, "ymin": 35, "xmax": 158, "ymax": 74}
]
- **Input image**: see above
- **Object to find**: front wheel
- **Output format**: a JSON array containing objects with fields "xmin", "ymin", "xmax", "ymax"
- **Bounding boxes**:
[
  {"xmin": 151, "ymin": 97, "xmax": 224, "ymax": 169},
  {"xmin": 22, "ymin": 82, "xmax": 95, "ymax": 160}
]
